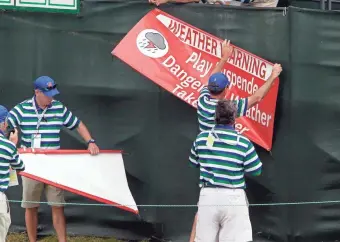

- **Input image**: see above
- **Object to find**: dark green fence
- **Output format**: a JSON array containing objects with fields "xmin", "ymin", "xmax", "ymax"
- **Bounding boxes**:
[{"xmin": 1, "ymin": 2, "xmax": 340, "ymax": 241}]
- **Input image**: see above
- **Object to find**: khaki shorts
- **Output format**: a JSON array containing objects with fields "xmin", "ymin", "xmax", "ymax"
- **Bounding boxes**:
[{"xmin": 21, "ymin": 177, "xmax": 65, "ymax": 208}]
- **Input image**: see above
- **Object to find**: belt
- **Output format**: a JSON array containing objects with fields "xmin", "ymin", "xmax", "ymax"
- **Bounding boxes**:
[{"xmin": 201, "ymin": 182, "xmax": 229, "ymax": 189}]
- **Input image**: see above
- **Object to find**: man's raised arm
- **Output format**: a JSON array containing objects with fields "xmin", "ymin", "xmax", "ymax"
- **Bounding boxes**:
[
  {"xmin": 247, "ymin": 64, "xmax": 282, "ymax": 109},
  {"xmin": 208, "ymin": 40, "xmax": 234, "ymax": 85}
]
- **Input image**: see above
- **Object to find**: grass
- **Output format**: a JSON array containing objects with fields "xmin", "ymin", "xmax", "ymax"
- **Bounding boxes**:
[{"xmin": 7, "ymin": 233, "xmax": 150, "ymax": 242}]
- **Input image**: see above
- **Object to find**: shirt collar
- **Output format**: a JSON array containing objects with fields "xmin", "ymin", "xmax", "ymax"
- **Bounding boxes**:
[
  {"xmin": 214, "ymin": 124, "xmax": 235, "ymax": 130},
  {"xmin": 0, "ymin": 130, "xmax": 5, "ymax": 137}
]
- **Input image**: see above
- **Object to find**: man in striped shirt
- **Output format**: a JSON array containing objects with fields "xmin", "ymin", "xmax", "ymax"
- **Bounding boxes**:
[
  {"xmin": 0, "ymin": 105, "xmax": 25, "ymax": 241},
  {"xmin": 198, "ymin": 40, "xmax": 282, "ymax": 132},
  {"xmin": 7, "ymin": 76, "xmax": 99, "ymax": 242},
  {"xmin": 189, "ymin": 40, "xmax": 282, "ymax": 242},
  {"xmin": 190, "ymin": 100, "xmax": 262, "ymax": 242}
]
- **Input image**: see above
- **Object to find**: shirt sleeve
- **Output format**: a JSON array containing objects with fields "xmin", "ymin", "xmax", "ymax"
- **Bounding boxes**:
[
  {"xmin": 189, "ymin": 141, "xmax": 199, "ymax": 168},
  {"xmin": 234, "ymin": 98, "xmax": 248, "ymax": 117},
  {"xmin": 7, "ymin": 106, "xmax": 22, "ymax": 129},
  {"xmin": 244, "ymin": 142, "xmax": 262, "ymax": 176},
  {"xmin": 9, "ymin": 147, "xmax": 25, "ymax": 171},
  {"xmin": 62, "ymin": 106, "xmax": 81, "ymax": 130},
  {"xmin": 197, "ymin": 86, "xmax": 217, "ymax": 117},
  {"xmin": 200, "ymin": 86, "xmax": 210, "ymax": 97},
  {"xmin": 197, "ymin": 86, "xmax": 211, "ymax": 108}
]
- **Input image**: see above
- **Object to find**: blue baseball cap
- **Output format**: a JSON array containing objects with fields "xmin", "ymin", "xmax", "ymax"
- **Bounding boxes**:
[
  {"xmin": 0, "ymin": 106, "xmax": 8, "ymax": 123},
  {"xmin": 34, "ymin": 76, "xmax": 60, "ymax": 97},
  {"xmin": 208, "ymin": 72, "xmax": 230, "ymax": 93}
]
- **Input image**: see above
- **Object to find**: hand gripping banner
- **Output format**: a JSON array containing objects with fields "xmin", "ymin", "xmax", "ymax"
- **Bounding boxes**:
[
  {"xmin": 18, "ymin": 149, "xmax": 138, "ymax": 214},
  {"xmin": 112, "ymin": 9, "xmax": 280, "ymax": 151}
]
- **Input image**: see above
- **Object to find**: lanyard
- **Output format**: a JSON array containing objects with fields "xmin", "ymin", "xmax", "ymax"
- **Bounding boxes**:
[
  {"xmin": 32, "ymin": 97, "xmax": 48, "ymax": 132},
  {"xmin": 210, "ymin": 126, "xmax": 240, "ymax": 145}
]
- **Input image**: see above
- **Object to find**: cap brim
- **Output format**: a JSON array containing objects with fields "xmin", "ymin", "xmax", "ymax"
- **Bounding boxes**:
[{"xmin": 43, "ymin": 88, "xmax": 60, "ymax": 97}]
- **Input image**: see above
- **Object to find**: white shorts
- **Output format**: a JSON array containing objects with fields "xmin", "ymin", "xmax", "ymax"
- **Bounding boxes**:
[
  {"xmin": 195, "ymin": 187, "xmax": 252, "ymax": 242},
  {"xmin": 0, "ymin": 192, "xmax": 11, "ymax": 242}
]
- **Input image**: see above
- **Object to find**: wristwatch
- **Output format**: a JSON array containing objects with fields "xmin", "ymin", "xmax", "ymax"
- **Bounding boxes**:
[{"xmin": 87, "ymin": 139, "xmax": 96, "ymax": 144}]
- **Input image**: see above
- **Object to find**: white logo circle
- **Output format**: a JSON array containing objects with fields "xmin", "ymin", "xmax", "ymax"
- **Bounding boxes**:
[{"xmin": 136, "ymin": 29, "xmax": 169, "ymax": 58}]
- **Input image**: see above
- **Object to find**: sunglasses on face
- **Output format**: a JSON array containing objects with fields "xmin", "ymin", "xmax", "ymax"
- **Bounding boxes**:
[{"xmin": 40, "ymin": 84, "xmax": 57, "ymax": 92}]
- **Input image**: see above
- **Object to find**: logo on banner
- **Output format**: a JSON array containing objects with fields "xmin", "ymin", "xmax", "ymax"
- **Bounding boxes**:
[{"xmin": 136, "ymin": 29, "xmax": 169, "ymax": 58}]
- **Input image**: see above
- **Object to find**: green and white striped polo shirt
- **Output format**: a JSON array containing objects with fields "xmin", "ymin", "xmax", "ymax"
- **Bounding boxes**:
[
  {"xmin": 197, "ymin": 87, "xmax": 248, "ymax": 132},
  {"xmin": 8, "ymin": 97, "xmax": 80, "ymax": 150},
  {"xmin": 0, "ymin": 133, "xmax": 25, "ymax": 192},
  {"xmin": 189, "ymin": 124, "xmax": 262, "ymax": 189}
]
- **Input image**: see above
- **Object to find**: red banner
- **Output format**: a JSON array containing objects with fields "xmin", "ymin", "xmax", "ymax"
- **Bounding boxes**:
[{"xmin": 112, "ymin": 9, "xmax": 279, "ymax": 151}]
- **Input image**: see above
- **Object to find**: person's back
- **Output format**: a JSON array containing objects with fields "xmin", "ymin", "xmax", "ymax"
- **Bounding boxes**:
[
  {"xmin": 192, "ymin": 124, "xmax": 261, "ymax": 189},
  {"xmin": 189, "ymin": 100, "xmax": 262, "ymax": 242}
]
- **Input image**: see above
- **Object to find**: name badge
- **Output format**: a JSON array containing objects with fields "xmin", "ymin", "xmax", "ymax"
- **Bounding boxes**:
[
  {"xmin": 31, "ymin": 134, "xmax": 42, "ymax": 148},
  {"xmin": 8, "ymin": 169, "xmax": 19, "ymax": 187},
  {"xmin": 206, "ymin": 133, "xmax": 215, "ymax": 148}
]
